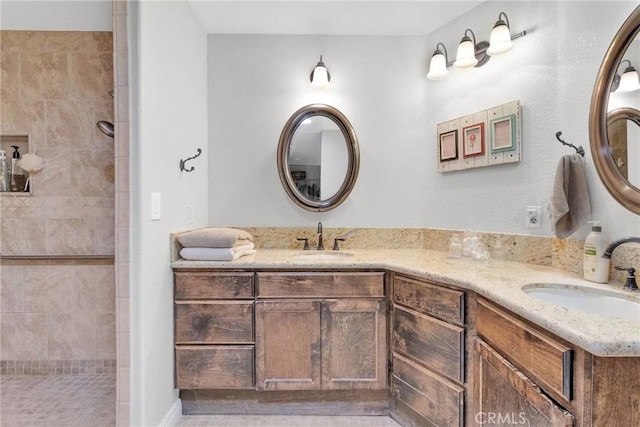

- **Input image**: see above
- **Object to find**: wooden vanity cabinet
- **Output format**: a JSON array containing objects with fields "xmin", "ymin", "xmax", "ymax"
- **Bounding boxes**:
[
  {"xmin": 389, "ymin": 273, "xmax": 467, "ymax": 427},
  {"xmin": 173, "ymin": 271, "xmax": 255, "ymax": 390},
  {"xmin": 255, "ymin": 272, "xmax": 387, "ymax": 392},
  {"xmin": 475, "ymin": 298, "xmax": 640, "ymax": 427}
]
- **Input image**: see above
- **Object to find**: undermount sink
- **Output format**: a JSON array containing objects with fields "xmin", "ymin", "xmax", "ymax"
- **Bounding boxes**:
[
  {"xmin": 522, "ymin": 284, "xmax": 640, "ymax": 322},
  {"xmin": 291, "ymin": 251, "xmax": 355, "ymax": 260}
]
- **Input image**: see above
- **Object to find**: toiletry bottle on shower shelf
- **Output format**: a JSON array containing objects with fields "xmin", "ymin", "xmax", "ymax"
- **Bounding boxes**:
[
  {"xmin": 10, "ymin": 145, "xmax": 25, "ymax": 192},
  {"xmin": 0, "ymin": 150, "xmax": 10, "ymax": 192},
  {"xmin": 583, "ymin": 220, "xmax": 610, "ymax": 283}
]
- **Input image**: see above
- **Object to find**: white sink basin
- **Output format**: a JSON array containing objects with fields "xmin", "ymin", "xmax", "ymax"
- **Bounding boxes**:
[
  {"xmin": 291, "ymin": 251, "xmax": 354, "ymax": 260},
  {"xmin": 522, "ymin": 284, "xmax": 640, "ymax": 322}
]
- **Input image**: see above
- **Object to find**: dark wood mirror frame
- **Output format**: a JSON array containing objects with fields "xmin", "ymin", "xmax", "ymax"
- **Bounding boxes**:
[
  {"xmin": 590, "ymin": 5, "xmax": 640, "ymax": 214},
  {"xmin": 277, "ymin": 104, "xmax": 360, "ymax": 212}
]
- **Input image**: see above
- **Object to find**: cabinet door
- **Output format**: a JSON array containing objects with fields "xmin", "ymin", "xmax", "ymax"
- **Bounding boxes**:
[
  {"xmin": 255, "ymin": 300, "xmax": 321, "ymax": 390},
  {"xmin": 321, "ymin": 299, "xmax": 387, "ymax": 390},
  {"xmin": 474, "ymin": 338, "xmax": 574, "ymax": 427}
]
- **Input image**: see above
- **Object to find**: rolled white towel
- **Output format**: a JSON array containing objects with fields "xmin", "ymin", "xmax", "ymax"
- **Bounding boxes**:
[{"xmin": 180, "ymin": 243, "xmax": 256, "ymax": 261}]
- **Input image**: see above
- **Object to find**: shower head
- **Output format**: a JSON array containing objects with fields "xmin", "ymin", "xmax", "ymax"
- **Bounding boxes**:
[{"xmin": 97, "ymin": 121, "xmax": 114, "ymax": 138}]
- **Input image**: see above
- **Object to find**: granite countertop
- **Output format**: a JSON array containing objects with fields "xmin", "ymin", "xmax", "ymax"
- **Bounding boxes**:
[{"xmin": 171, "ymin": 249, "xmax": 640, "ymax": 357}]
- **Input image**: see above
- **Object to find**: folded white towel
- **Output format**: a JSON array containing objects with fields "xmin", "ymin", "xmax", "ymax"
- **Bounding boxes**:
[
  {"xmin": 177, "ymin": 227, "xmax": 254, "ymax": 248},
  {"xmin": 548, "ymin": 154, "xmax": 591, "ymax": 238},
  {"xmin": 180, "ymin": 243, "xmax": 256, "ymax": 261}
]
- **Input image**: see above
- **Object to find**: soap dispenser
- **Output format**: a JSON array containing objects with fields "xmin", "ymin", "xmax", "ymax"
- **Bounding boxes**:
[
  {"xmin": 583, "ymin": 221, "xmax": 610, "ymax": 283},
  {"xmin": 10, "ymin": 145, "xmax": 25, "ymax": 192}
]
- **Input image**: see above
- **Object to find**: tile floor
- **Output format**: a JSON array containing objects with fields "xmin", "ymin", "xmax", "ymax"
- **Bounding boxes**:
[
  {"xmin": 0, "ymin": 374, "xmax": 400, "ymax": 427},
  {"xmin": 176, "ymin": 415, "xmax": 402, "ymax": 426},
  {"xmin": 0, "ymin": 374, "xmax": 116, "ymax": 427}
]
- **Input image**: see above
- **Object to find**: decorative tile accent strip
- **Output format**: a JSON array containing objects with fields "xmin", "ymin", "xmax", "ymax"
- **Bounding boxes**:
[{"xmin": 0, "ymin": 359, "xmax": 116, "ymax": 376}]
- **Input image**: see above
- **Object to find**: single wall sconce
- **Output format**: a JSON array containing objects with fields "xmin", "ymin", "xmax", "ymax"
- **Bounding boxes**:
[
  {"xmin": 426, "ymin": 43, "xmax": 449, "ymax": 80},
  {"xmin": 310, "ymin": 55, "xmax": 330, "ymax": 88},
  {"xmin": 613, "ymin": 59, "xmax": 640, "ymax": 93},
  {"xmin": 427, "ymin": 11, "xmax": 526, "ymax": 80}
]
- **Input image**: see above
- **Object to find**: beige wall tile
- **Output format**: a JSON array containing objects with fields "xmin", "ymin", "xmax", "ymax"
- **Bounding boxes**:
[
  {"xmin": 97, "ymin": 312, "xmax": 116, "ymax": 359},
  {"xmin": 0, "ymin": 100, "xmax": 46, "ymax": 145},
  {"xmin": 117, "ymin": 366, "xmax": 130, "ymax": 401},
  {"xmin": 73, "ymin": 265, "xmax": 115, "ymax": 313},
  {"xmin": 94, "ymin": 218, "xmax": 116, "ymax": 255},
  {"xmin": 0, "ymin": 218, "xmax": 47, "ymax": 255},
  {"xmin": 117, "ymin": 331, "xmax": 130, "ymax": 368},
  {"xmin": 68, "ymin": 53, "xmax": 113, "ymax": 101},
  {"xmin": 31, "ymin": 148, "xmax": 72, "ymax": 197},
  {"xmin": 70, "ymin": 149, "xmax": 115, "ymax": 196},
  {"xmin": 1, "ymin": 313, "xmax": 48, "ymax": 359},
  {"xmin": 0, "ymin": 31, "xmax": 44, "ymax": 52},
  {"xmin": 116, "ymin": 192, "xmax": 129, "ymax": 228},
  {"xmin": 46, "ymin": 218, "xmax": 94, "ymax": 255},
  {"xmin": 47, "ymin": 312, "xmax": 97, "ymax": 359},
  {"xmin": 1, "ymin": 52, "xmax": 19, "ymax": 99},
  {"xmin": 116, "ymin": 227, "xmax": 129, "ymax": 261},
  {"xmin": 24, "ymin": 266, "xmax": 73, "ymax": 312},
  {"xmin": 117, "ymin": 296, "xmax": 129, "ymax": 334},
  {"xmin": 1, "ymin": 266, "xmax": 24, "ymax": 313},
  {"xmin": 20, "ymin": 52, "xmax": 68, "ymax": 100},
  {"xmin": 116, "ymin": 263, "xmax": 129, "ymax": 299},
  {"xmin": 45, "ymin": 100, "xmax": 93, "ymax": 147}
]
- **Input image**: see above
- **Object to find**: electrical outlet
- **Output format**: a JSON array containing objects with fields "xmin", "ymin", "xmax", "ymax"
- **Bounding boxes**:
[{"xmin": 526, "ymin": 206, "xmax": 542, "ymax": 228}]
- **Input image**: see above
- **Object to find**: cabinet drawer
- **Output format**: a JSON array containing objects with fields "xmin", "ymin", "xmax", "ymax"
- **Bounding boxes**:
[
  {"xmin": 393, "ymin": 304, "xmax": 464, "ymax": 382},
  {"xmin": 174, "ymin": 272, "xmax": 254, "ymax": 299},
  {"xmin": 476, "ymin": 299, "xmax": 573, "ymax": 402},
  {"xmin": 175, "ymin": 301, "xmax": 253, "ymax": 344},
  {"xmin": 175, "ymin": 345, "xmax": 254, "ymax": 389},
  {"xmin": 392, "ymin": 353, "xmax": 464, "ymax": 427},
  {"xmin": 257, "ymin": 272, "xmax": 384, "ymax": 298},
  {"xmin": 393, "ymin": 275, "xmax": 464, "ymax": 326}
]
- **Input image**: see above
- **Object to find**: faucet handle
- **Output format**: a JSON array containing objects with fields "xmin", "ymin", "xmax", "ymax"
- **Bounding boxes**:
[
  {"xmin": 333, "ymin": 238, "xmax": 346, "ymax": 251},
  {"xmin": 614, "ymin": 266, "xmax": 638, "ymax": 292},
  {"xmin": 296, "ymin": 237, "xmax": 310, "ymax": 251}
]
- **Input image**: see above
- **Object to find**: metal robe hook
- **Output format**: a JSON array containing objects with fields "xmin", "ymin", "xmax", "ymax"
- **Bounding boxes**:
[
  {"xmin": 555, "ymin": 131, "xmax": 585, "ymax": 157},
  {"xmin": 180, "ymin": 148, "xmax": 202, "ymax": 172}
]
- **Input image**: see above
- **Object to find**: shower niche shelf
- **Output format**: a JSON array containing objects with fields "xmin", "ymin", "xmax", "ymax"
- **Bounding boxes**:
[{"xmin": 0, "ymin": 133, "xmax": 33, "ymax": 196}]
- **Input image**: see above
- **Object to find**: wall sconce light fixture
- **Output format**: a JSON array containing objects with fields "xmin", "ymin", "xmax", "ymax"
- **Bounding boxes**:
[
  {"xmin": 427, "ymin": 11, "xmax": 526, "ymax": 80},
  {"xmin": 310, "ymin": 55, "xmax": 330, "ymax": 88},
  {"xmin": 427, "ymin": 43, "xmax": 449, "ymax": 80},
  {"xmin": 613, "ymin": 59, "xmax": 640, "ymax": 93}
]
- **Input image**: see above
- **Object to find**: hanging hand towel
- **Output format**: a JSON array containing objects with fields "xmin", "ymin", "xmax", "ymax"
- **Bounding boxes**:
[
  {"xmin": 548, "ymin": 154, "xmax": 591, "ymax": 238},
  {"xmin": 177, "ymin": 227, "xmax": 254, "ymax": 248}
]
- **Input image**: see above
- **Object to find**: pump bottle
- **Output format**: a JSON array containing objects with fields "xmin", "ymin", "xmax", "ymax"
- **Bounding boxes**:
[{"xmin": 583, "ymin": 221, "xmax": 610, "ymax": 283}]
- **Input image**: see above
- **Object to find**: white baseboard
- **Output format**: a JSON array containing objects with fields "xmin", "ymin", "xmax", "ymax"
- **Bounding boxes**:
[{"xmin": 159, "ymin": 399, "xmax": 182, "ymax": 426}]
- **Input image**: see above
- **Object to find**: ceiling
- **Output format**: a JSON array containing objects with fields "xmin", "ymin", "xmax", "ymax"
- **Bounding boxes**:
[{"xmin": 187, "ymin": 0, "xmax": 485, "ymax": 36}]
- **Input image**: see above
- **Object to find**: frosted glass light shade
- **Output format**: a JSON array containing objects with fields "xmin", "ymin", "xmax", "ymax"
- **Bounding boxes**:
[
  {"xmin": 427, "ymin": 52, "xmax": 449, "ymax": 80},
  {"xmin": 487, "ymin": 23, "xmax": 514, "ymax": 56},
  {"xmin": 311, "ymin": 64, "xmax": 330, "ymax": 88},
  {"xmin": 618, "ymin": 68, "xmax": 640, "ymax": 92},
  {"xmin": 454, "ymin": 39, "xmax": 477, "ymax": 68}
]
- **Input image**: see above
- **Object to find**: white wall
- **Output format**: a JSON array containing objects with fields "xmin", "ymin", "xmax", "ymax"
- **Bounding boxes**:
[
  {"xmin": 130, "ymin": 1, "xmax": 208, "ymax": 425},
  {"xmin": 208, "ymin": 1, "xmax": 640, "ymax": 238},
  {"xmin": 0, "ymin": 0, "xmax": 112, "ymax": 31}
]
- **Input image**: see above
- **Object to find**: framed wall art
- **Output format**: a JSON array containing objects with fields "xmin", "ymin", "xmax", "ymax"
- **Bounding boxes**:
[
  {"xmin": 437, "ymin": 100, "xmax": 521, "ymax": 173},
  {"xmin": 462, "ymin": 122, "xmax": 485, "ymax": 158},
  {"xmin": 490, "ymin": 114, "xmax": 517, "ymax": 153},
  {"xmin": 439, "ymin": 129, "xmax": 458, "ymax": 161}
]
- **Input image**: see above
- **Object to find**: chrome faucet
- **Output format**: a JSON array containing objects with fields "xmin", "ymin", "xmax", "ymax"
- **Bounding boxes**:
[
  {"xmin": 602, "ymin": 237, "xmax": 640, "ymax": 292},
  {"xmin": 317, "ymin": 222, "xmax": 324, "ymax": 250}
]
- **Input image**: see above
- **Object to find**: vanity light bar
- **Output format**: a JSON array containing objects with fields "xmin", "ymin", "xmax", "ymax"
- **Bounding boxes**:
[{"xmin": 427, "ymin": 12, "xmax": 527, "ymax": 80}]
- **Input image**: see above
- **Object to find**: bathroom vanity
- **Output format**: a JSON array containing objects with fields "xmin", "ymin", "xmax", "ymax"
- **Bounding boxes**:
[{"xmin": 171, "ymin": 250, "xmax": 640, "ymax": 426}]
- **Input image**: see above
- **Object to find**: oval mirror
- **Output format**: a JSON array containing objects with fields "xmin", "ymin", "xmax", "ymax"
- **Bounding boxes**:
[
  {"xmin": 277, "ymin": 104, "xmax": 359, "ymax": 212},
  {"xmin": 589, "ymin": 6, "xmax": 640, "ymax": 214}
]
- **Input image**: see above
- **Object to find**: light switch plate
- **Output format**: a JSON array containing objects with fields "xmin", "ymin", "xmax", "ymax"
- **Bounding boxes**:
[{"xmin": 151, "ymin": 192, "xmax": 161, "ymax": 220}]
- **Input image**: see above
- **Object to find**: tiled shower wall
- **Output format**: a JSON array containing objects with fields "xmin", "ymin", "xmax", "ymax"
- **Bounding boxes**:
[{"xmin": 0, "ymin": 31, "xmax": 116, "ymax": 367}]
